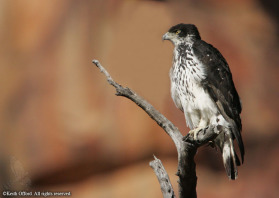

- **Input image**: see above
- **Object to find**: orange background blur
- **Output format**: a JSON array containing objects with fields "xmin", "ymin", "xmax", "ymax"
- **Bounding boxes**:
[{"xmin": 1, "ymin": 0, "xmax": 279, "ymax": 197}]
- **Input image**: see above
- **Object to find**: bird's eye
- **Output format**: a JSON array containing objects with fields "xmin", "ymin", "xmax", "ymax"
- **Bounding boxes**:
[{"xmin": 176, "ymin": 30, "xmax": 181, "ymax": 34}]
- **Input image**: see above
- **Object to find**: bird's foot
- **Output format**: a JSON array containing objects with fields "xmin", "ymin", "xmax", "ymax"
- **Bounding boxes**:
[
  {"xmin": 189, "ymin": 127, "xmax": 204, "ymax": 140},
  {"xmin": 183, "ymin": 127, "xmax": 204, "ymax": 142}
]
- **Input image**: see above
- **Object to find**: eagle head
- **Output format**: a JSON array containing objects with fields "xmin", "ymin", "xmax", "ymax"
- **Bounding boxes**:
[{"xmin": 162, "ymin": 23, "xmax": 201, "ymax": 45}]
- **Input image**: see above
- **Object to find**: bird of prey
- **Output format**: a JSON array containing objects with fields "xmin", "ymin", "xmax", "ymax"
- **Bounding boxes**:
[{"xmin": 163, "ymin": 24, "xmax": 244, "ymax": 180}]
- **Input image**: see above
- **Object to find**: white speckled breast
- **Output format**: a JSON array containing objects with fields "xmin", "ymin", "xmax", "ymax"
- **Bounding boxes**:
[{"xmin": 170, "ymin": 43, "xmax": 217, "ymax": 129}]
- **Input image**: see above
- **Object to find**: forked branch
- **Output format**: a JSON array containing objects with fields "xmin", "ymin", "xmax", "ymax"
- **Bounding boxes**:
[{"xmin": 92, "ymin": 60, "xmax": 221, "ymax": 198}]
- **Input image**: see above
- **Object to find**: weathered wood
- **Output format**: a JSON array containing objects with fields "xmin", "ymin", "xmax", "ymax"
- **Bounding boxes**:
[{"xmin": 92, "ymin": 60, "xmax": 221, "ymax": 198}]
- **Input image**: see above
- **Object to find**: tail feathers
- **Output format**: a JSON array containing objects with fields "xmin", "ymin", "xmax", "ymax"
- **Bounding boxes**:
[
  {"xmin": 222, "ymin": 134, "xmax": 239, "ymax": 180},
  {"xmin": 230, "ymin": 121, "xmax": 245, "ymax": 163},
  {"xmin": 234, "ymin": 150, "xmax": 241, "ymax": 166}
]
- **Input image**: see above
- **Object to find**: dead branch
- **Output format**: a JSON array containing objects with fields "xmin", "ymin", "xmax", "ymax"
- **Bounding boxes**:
[
  {"xmin": 150, "ymin": 156, "xmax": 176, "ymax": 198},
  {"xmin": 92, "ymin": 60, "xmax": 221, "ymax": 198}
]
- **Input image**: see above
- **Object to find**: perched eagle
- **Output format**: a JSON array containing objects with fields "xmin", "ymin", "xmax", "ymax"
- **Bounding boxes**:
[{"xmin": 163, "ymin": 24, "xmax": 244, "ymax": 180}]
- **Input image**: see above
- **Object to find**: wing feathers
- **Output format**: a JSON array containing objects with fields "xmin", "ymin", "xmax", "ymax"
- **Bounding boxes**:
[{"xmin": 192, "ymin": 40, "xmax": 244, "ymax": 163}]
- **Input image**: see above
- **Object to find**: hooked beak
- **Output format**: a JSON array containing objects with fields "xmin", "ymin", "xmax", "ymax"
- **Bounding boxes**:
[{"xmin": 162, "ymin": 32, "xmax": 171, "ymax": 41}]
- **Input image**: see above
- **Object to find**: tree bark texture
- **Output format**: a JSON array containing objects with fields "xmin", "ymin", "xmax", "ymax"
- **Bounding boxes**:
[{"xmin": 92, "ymin": 60, "xmax": 221, "ymax": 198}]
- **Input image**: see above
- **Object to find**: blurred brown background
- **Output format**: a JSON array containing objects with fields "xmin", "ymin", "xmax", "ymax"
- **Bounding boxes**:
[{"xmin": 0, "ymin": 0, "xmax": 279, "ymax": 197}]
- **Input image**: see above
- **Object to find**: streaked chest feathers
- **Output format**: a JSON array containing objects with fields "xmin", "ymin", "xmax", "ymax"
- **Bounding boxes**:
[
  {"xmin": 169, "ymin": 44, "xmax": 217, "ymax": 129},
  {"xmin": 170, "ymin": 44, "xmax": 205, "ymax": 104}
]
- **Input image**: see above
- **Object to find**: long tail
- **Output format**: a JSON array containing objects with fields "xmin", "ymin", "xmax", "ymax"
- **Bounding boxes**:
[{"xmin": 215, "ymin": 130, "xmax": 241, "ymax": 180}]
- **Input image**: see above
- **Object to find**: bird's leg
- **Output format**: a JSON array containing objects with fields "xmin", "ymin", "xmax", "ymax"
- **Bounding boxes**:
[
  {"xmin": 183, "ymin": 127, "xmax": 204, "ymax": 143},
  {"xmin": 192, "ymin": 117, "xmax": 208, "ymax": 139},
  {"xmin": 184, "ymin": 118, "xmax": 208, "ymax": 142},
  {"xmin": 188, "ymin": 127, "xmax": 204, "ymax": 140}
]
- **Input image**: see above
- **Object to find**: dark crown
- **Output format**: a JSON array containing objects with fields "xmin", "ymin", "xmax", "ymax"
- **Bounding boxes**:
[{"xmin": 169, "ymin": 24, "xmax": 201, "ymax": 40}]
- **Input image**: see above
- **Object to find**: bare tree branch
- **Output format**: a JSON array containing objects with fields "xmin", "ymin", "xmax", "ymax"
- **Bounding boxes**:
[
  {"xmin": 92, "ymin": 60, "xmax": 182, "ymax": 147},
  {"xmin": 92, "ymin": 60, "xmax": 221, "ymax": 198},
  {"xmin": 150, "ymin": 156, "xmax": 176, "ymax": 198}
]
